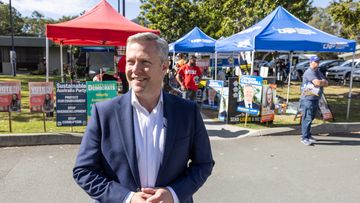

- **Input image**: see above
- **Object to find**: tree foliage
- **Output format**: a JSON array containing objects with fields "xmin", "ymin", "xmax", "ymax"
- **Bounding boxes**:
[
  {"xmin": 328, "ymin": 0, "xmax": 360, "ymax": 42},
  {"xmin": 139, "ymin": 0, "xmax": 315, "ymax": 41},
  {"xmin": 198, "ymin": 0, "xmax": 315, "ymax": 38},
  {"xmin": 139, "ymin": 0, "xmax": 201, "ymax": 42},
  {"xmin": 308, "ymin": 7, "xmax": 340, "ymax": 35},
  {"xmin": 0, "ymin": 1, "xmax": 24, "ymax": 36}
]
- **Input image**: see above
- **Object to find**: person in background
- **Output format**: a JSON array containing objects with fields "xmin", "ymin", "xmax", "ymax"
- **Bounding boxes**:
[
  {"xmin": 118, "ymin": 54, "xmax": 129, "ymax": 93},
  {"xmin": 175, "ymin": 53, "xmax": 186, "ymax": 70},
  {"xmin": 73, "ymin": 32, "xmax": 214, "ymax": 203},
  {"xmin": 176, "ymin": 55, "xmax": 202, "ymax": 101},
  {"xmin": 300, "ymin": 55, "xmax": 328, "ymax": 146}
]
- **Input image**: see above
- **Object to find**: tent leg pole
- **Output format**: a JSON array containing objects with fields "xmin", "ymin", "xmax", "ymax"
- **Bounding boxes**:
[
  {"xmin": 286, "ymin": 51, "xmax": 293, "ymax": 104},
  {"xmin": 60, "ymin": 44, "xmax": 64, "ymax": 82},
  {"xmin": 250, "ymin": 51, "xmax": 255, "ymax": 75},
  {"xmin": 215, "ymin": 52, "xmax": 218, "ymax": 80},
  {"xmin": 46, "ymin": 38, "xmax": 49, "ymax": 82},
  {"xmin": 346, "ymin": 52, "xmax": 355, "ymax": 120}
]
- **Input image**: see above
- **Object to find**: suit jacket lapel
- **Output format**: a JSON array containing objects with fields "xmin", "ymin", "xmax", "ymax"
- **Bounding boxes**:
[
  {"xmin": 115, "ymin": 92, "xmax": 141, "ymax": 188},
  {"xmin": 156, "ymin": 92, "xmax": 177, "ymax": 186}
]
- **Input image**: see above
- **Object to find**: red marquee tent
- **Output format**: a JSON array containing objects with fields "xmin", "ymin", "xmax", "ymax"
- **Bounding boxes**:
[{"xmin": 46, "ymin": 0, "xmax": 159, "ymax": 46}]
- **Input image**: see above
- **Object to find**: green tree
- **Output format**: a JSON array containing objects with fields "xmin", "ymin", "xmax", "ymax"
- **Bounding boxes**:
[
  {"xmin": 308, "ymin": 7, "xmax": 340, "ymax": 35},
  {"xmin": 0, "ymin": 1, "xmax": 24, "ymax": 35},
  {"xmin": 22, "ymin": 11, "xmax": 79, "ymax": 37},
  {"xmin": 198, "ymin": 0, "xmax": 315, "ymax": 38},
  {"xmin": 328, "ymin": 0, "xmax": 360, "ymax": 42},
  {"xmin": 139, "ymin": 0, "xmax": 201, "ymax": 42}
]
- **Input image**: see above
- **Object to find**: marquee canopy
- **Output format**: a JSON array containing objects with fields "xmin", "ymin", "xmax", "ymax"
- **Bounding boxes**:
[
  {"xmin": 169, "ymin": 27, "xmax": 216, "ymax": 53},
  {"xmin": 215, "ymin": 6, "xmax": 356, "ymax": 53},
  {"xmin": 46, "ymin": 0, "xmax": 159, "ymax": 46}
]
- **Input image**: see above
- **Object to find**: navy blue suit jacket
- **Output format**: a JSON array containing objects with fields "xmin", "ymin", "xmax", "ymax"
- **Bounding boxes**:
[{"xmin": 73, "ymin": 91, "xmax": 214, "ymax": 203}]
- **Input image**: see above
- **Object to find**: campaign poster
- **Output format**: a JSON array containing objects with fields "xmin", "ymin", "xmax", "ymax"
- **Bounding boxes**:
[
  {"xmin": 56, "ymin": 83, "xmax": 87, "ymax": 126},
  {"xmin": 218, "ymin": 87, "xmax": 229, "ymax": 122},
  {"xmin": 261, "ymin": 84, "xmax": 277, "ymax": 122},
  {"xmin": 0, "ymin": 81, "xmax": 21, "ymax": 112},
  {"xmin": 29, "ymin": 82, "xmax": 54, "ymax": 113},
  {"xmin": 227, "ymin": 77, "xmax": 261, "ymax": 124},
  {"xmin": 202, "ymin": 80, "xmax": 224, "ymax": 109},
  {"xmin": 86, "ymin": 81, "xmax": 118, "ymax": 116},
  {"xmin": 237, "ymin": 76, "xmax": 263, "ymax": 115},
  {"xmin": 319, "ymin": 94, "xmax": 334, "ymax": 121}
]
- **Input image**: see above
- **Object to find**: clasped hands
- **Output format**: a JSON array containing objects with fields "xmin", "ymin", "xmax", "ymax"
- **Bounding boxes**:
[{"xmin": 131, "ymin": 187, "xmax": 173, "ymax": 203}]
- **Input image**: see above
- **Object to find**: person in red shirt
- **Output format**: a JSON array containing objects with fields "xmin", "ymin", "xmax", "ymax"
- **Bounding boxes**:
[
  {"xmin": 176, "ymin": 55, "xmax": 202, "ymax": 101},
  {"xmin": 117, "ymin": 55, "xmax": 129, "ymax": 93}
]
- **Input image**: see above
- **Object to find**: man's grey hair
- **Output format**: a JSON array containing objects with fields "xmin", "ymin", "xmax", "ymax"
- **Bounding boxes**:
[{"xmin": 127, "ymin": 32, "xmax": 169, "ymax": 63}]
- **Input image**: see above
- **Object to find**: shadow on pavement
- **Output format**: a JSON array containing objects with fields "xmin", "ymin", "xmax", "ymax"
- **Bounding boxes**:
[
  {"xmin": 314, "ymin": 132, "xmax": 360, "ymax": 146},
  {"xmin": 207, "ymin": 128, "xmax": 249, "ymax": 138}
]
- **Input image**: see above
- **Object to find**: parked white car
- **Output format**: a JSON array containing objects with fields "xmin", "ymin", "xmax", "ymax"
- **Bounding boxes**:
[
  {"xmin": 353, "ymin": 69, "xmax": 360, "ymax": 82},
  {"xmin": 326, "ymin": 59, "xmax": 360, "ymax": 82}
]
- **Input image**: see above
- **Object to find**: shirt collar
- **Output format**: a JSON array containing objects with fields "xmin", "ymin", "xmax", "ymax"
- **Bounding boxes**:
[{"xmin": 131, "ymin": 89, "xmax": 163, "ymax": 114}]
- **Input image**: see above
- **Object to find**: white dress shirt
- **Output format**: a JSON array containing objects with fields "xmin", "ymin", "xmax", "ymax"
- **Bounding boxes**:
[{"xmin": 124, "ymin": 90, "xmax": 179, "ymax": 203}]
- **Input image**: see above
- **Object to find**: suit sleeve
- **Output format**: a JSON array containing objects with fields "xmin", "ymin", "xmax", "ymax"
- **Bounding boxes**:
[
  {"xmin": 170, "ymin": 103, "xmax": 215, "ymax": 202},
  {"xmin": 73, "ymin": 104, "xmax": 131, "ymax": 203}
]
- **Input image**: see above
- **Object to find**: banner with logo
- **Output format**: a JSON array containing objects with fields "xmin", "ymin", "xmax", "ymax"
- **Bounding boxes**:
[
  {"xmin": 237, "ymin": 76, "xmax": 263, "ymax": 115},
  {"xmin": 86, "ymin": 81, "xmax": 118, "ymax": 116},
  {"xmin": 56, "ymin": 83, "xmax": 87, "ymax": 126},
  {"xmin": 29, "ymin": 82, "xmax": 54, "ymax": 113},
  {"xmin": 0, "ymin": 81, "xmax": 21, "ymax": 112},
  {"xmin": 261, "ymin": 84, "xmax": 277, "ymax": 122}
]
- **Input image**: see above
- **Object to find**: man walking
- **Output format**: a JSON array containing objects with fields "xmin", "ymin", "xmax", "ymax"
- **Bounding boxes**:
[{"xmin": 300, "ymin": 55, "xmax": 328, "ymax": 146}]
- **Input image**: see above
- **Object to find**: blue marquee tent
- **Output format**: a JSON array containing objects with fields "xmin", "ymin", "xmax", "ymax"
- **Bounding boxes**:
[
  {"xmin": 215, "ymin": 6, "xmax": 356, "ymax": 53},
  {"xmin": 215, "ymin": 6, "xmax": 357, "ymax": 117},
  {"xmin": 169, "ymin": 27, "xmax": 216, "ymax": 53}
]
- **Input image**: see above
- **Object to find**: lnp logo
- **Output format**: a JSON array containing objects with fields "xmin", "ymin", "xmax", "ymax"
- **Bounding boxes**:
[
  {"xmin": 236, "ymin": 39, "xmax": 251, "ymax": 48},
  {"xmin": 190, "ymin": 39, "xmax": 213, "ymax": 43},
  {"xmin": 277, "ymin": 28, "xmax": 316, "ymax": 35},
  {"xmin": 323, "ymin": 42, "xmax": 348, "ymax": 50}
]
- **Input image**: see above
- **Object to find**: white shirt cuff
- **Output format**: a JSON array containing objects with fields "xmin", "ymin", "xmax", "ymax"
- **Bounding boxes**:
[
  {"xmin": 166, "ymin": 186, "xmax": 180, "ymax": 203},
  {"xmin": 124, "ymin": 191, "xmax": 135, "ymax": 203}
]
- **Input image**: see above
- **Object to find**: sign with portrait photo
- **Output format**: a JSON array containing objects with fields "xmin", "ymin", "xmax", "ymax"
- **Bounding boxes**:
[
  {"xmin": 29, "ymin": 82, "xmax": 54, "ymax": 113},
  {"xmin": 261, "ymin": 84, "xmax": 277, "ymax": 122},
  {"xmin": 0, "ymin": 81, "xmax": 21, "ymax": 112},
  {"xmin": 237, "ymin": 76, "xmax": 263, "ymax": 115}
]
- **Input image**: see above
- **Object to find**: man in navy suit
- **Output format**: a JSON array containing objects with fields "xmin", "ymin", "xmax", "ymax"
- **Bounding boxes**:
[{"xmin": 73, "ymin": 32, "xmax": 214, "ymax": 203}]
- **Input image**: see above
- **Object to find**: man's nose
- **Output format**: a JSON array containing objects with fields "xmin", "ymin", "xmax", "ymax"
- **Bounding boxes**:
[{"xmin": 132, "ymin": 61, "xmax": 143, "ymax": 73}]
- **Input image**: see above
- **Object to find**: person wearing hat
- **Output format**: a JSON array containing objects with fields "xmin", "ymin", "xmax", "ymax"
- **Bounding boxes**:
[
  {"xmin": 300, "ymin": 55, "xmax": 328, "ymax": 146},
  {"xmin": 176, "ymin": 55, "xmax": 202, "ymax": 101}
]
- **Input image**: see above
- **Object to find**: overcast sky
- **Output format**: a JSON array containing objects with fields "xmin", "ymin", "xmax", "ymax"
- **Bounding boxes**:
[{"xmin": 12, "ymin": 0, "xmax": 331, "ymax": 20}]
